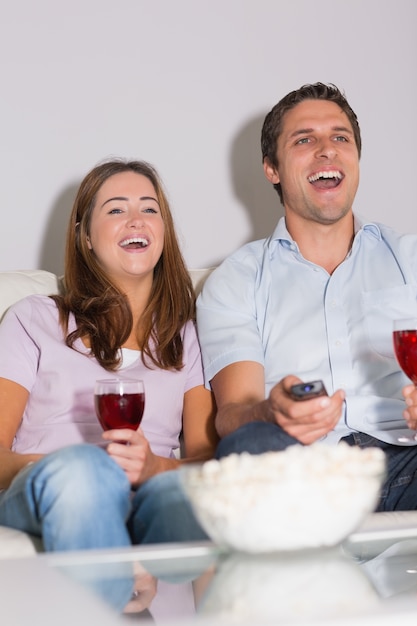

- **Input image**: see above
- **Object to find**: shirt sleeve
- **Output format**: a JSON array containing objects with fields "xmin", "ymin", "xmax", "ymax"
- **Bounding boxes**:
[
  {"xmin": 0, "ymin": 298, "xmax": 40, "ymax": 392},
  {"xmin": 182, "ymin": 320, "xmax": 205, "ymax": 393},
  {"xmin": 196, "ymin": 253, "xmax": 266, "ymax": 386}
]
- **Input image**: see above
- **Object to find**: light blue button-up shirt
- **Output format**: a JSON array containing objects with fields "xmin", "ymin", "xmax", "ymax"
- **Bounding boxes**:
[{"xmin": 197, "ymin": 215, "xmax": 417, "ymax": 445}]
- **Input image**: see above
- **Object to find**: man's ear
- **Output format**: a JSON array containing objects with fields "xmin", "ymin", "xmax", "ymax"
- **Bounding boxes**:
[{"xmin": 263, "ymin": 158, "xmax": 280, "ymax": 185}]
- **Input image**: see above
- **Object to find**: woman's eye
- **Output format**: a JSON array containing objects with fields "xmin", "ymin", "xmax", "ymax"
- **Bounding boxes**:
[
  {"xmin": 143, "ymin": 207, "xmax": 158, "ymax": 214},
  {"xmin": 108, "ymin": 208, "xmax": 123, "ymax": 214}
]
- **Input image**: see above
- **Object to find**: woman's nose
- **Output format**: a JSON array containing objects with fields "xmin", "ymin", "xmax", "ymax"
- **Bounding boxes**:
[{"xmin": 126, "ymin": 211, "xmax": 144, "ymax": 227}]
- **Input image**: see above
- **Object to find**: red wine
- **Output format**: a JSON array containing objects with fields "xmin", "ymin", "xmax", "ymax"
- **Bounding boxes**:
[
  {"xmin": 393, "ymin": 329, "xmax": 417, "ymax": 383},
  {"xmin": 94, "ymin": 392, "xmax": 145, "ymax": 430}
]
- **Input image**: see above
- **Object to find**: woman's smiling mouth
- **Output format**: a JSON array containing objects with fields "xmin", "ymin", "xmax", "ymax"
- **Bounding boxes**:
[{"xmin": 119, "ymin": 236, "xmax": 150, "ymax": 249}]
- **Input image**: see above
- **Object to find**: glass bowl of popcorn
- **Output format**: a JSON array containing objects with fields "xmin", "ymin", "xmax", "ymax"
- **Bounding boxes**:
[{"xmin": 180, "ymin": 442, "xmax": 385, "ymax": 553}]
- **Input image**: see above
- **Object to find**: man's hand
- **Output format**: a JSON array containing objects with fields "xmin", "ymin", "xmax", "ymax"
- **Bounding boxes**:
[
  {"xmin": 211, "ymin": 362, "xmax": 345, "ymax": 441},
  {"xmin": 402, "ymin": 384, "xmax": 417, "ymax": 431},
  {"xmin": 267, "ymin": 375, "xmax": 345, "ymax": 444}
]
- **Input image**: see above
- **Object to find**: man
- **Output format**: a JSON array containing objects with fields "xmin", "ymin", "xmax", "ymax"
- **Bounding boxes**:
[{"xmin": 197, "ymin": 82, "xmax": 417, "ymax": 511}]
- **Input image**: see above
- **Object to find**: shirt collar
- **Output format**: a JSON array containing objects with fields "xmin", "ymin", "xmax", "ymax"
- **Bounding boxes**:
[{"xmin": 270, "ymin": 213, "xmax": 382, "ymax": 251}]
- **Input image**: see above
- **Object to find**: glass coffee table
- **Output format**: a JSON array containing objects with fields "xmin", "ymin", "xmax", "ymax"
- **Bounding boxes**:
[{"xmin": 2, "ymin": 524, "xmax": 417, "ymax": 626}]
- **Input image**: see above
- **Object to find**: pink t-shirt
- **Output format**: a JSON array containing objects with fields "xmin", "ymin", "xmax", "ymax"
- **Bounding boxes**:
[{"xmin": 0, "ymin": 295, "xmax": 204, "ymax": 457}]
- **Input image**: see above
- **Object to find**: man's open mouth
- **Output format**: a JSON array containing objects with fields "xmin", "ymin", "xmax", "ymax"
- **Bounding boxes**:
[{"xmin": 308, "ymin": 170, "xmax": 343, "ymax": 189}]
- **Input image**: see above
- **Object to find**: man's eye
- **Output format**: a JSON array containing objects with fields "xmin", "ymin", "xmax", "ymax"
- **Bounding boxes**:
[
  {"xmin": 296, "ymin": 137, "xmax": 310, "ymax": 145},
  {"xmin": 335, "ymin": 136, "xmax": 348, "ymax": 142}
]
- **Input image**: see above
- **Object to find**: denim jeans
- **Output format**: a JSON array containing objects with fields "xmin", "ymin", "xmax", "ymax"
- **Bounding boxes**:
[
  {"xmin": 215, "ymin": 422, "xmax": 417, "ymax": 512},
  {"xmin": 342, "ymin": 432, "xmax": 417, "ymax": 512},
  {"xmin": 215, "ymin": 422, "xmax": 300, "ymax": 458},
  {"xmin": 0, "ymin": 444, "xmax": 208, "ymax": 552}
]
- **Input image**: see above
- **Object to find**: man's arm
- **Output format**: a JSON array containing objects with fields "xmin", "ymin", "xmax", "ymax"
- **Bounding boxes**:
[
  {"xmin": 211, "ymin": 361, "xmax": 268, "ymax": 438},
  {"xmin": 211, "ymin": 361, "xmax": 345, "ymax": 444}
]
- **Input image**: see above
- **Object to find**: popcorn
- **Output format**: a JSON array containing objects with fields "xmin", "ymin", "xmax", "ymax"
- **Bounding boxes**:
[{"xmin": 182, "ymin": 442, "xmax": 386, "ymax": 552}]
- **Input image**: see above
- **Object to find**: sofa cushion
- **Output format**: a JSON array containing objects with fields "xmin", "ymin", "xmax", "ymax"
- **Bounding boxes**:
[{"xmin": 0, "ymin": 270, "xmax": 61, "ymax": 321}]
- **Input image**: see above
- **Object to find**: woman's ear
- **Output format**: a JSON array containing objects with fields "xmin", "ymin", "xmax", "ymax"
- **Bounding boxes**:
[
  {"xmin": 263, "ymin": 158, "xmax": 280, "ymax": 185},
  {"xmin": 86, "ymin": 235, "xmax": 92, "ymax": 250}
]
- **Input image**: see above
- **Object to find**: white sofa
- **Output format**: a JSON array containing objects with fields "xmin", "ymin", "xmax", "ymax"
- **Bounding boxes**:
[{"xmin": 1, "ymin": 269, "xmax": 417, "ymax": 559}]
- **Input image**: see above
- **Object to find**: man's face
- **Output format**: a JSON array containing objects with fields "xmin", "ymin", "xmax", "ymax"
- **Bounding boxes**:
[{"xmin": 264, "ymin": 99, "xmax": 360, "ymax": 226}]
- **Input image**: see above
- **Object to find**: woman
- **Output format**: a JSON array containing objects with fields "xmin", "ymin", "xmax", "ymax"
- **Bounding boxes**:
[{"xmin": 0, "ymin": 159, "xmax": 215, "ymax": 553}]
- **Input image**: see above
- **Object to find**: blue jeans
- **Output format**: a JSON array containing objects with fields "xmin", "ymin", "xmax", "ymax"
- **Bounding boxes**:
[
  {"xmin": 342, "ymin": 432, "xmax": 417, "ymax": 512},
  {"xmin": 215, "ymin": 422, "xmax": 417, "ymax": 512},
  {"xmin": 0, "ymin": 444, "xmax": 208, "ymax": 551}
]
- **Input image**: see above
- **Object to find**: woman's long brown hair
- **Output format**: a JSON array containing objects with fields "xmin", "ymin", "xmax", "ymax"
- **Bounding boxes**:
[{"xmin": 51, "ymin": 159, "xmax": 195, "ymax": 371}]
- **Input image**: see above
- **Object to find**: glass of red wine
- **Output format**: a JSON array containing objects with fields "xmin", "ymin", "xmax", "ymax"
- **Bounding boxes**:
[
  {"xmin": 393, "ymin": 319, "xmax": 417, "ymax": 384},
  {"xmin": 94, "ymin": 378, "xmax": 145, "ymax": 431},
  {"xmin": 393, "ymin": 319, "xmax": 417, "ymax": 442}
]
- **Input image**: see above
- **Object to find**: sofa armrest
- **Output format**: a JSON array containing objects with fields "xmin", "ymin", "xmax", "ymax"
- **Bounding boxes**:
[{"xmin": 0, "ymin": 526, "xmax": 43, "ymax": 559}]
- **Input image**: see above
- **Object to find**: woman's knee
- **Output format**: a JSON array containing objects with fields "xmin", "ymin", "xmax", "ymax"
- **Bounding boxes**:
[{"xmin": 28, "ymin": 444, "xmax": 130, "ymax": 506}]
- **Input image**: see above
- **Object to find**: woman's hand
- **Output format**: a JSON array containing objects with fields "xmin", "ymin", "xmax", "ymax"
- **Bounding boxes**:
[
  {"xmin": 403, "ymin": 384, "xmax": 417, "ymax": 431},
  {"xmin": 102, "ymin": 427, "xmax": 160, "ymax": 486}
]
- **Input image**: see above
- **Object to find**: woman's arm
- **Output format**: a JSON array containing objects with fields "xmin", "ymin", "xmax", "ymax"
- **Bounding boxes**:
[
  {"xmin": 180, "ymin": 384, "xmax": 218, "ymax": 461},
  {"xmin": 0, "ymin": 378, "xmax": 43, "ymax": 489}
]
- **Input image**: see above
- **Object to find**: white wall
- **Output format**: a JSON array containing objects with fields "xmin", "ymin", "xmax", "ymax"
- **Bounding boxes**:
[{"xmin": 0, "ymin": 0, "xmax": 416, "ymax": 274}]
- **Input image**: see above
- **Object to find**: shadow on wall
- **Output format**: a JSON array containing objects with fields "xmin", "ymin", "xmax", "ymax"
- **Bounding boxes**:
[
  {"xmin": 229, "ymin": 112, "xmax": 284, "ymax": 243},
  {"xmin": 38, "ymin": 182, "xmax": 80, "ymax": 275}
]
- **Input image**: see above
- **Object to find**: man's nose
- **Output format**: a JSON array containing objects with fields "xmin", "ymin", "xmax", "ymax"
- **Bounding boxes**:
[{"xmin": 315, "ymin": 138, "xmax": 336, "ymax": 159}]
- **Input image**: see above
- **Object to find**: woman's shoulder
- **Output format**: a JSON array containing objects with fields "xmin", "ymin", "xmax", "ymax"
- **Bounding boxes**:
[
  {"xmin": 5, "ymin": 294, "xmax": 60, "ymax": 325},
  {"xmin": 9, "ymin": 293, "xmax": 58, "ymax": 313}
]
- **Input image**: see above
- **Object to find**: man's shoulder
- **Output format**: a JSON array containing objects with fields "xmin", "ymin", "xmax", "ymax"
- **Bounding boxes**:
[
  {"xmin": 376, "ymin": 222, "xmax": 417, "ymax": 250},
  {"xmin": 220, "ymin": 237, "xmax": 271, "ymax": 268},
  {"xmin": 363, "ymin": 221, "xmax": 417, "ymax": 275}
]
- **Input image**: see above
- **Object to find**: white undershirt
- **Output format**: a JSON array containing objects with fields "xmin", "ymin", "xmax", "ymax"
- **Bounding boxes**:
[{"xmin": 120, "ymin": 348, "xmax": 140, "ymax": 368}]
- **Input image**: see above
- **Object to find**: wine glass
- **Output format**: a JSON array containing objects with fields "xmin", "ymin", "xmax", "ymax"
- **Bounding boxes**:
[
  {"xmin": 94, "ymin": 378, "xmax": 145, "ymax": 431},
  {"xmin": 393, "ymin": 319, "xmax": 417, "ymax": 442},
  {"xmin": 393, "ymin": 319, "xmax": 417, "ymax": 384}
]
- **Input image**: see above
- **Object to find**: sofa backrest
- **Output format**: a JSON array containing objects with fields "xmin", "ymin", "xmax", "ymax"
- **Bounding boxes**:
[
  {"xmin": 0, "ymin": 268, "xmax": 215, "ymax": 322},
  {"xmin": 0, "ymin": 270, "xmax": 62, "ymax": 322}
]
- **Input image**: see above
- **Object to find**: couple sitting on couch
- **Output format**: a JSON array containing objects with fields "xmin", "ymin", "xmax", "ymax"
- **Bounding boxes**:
[{"xmin": 1, "ymin": 83, "xmax": 417, "ymax": 560}]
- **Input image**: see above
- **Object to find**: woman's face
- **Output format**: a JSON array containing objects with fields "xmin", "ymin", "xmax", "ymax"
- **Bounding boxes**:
[{"xmin": 87, "ymin": 171, "xmax": 165, "ymax": 288}]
